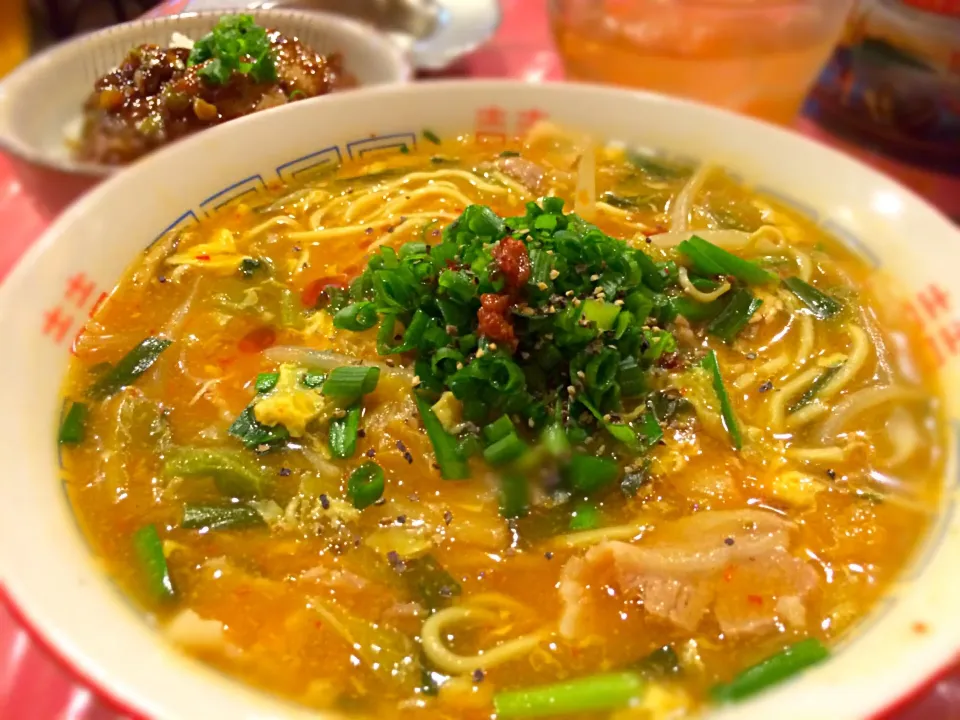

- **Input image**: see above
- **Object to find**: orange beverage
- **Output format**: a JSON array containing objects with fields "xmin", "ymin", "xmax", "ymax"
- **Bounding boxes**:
[
  {"xmin": 0, "ymin": 0, "xmax": 29, "ymax": 79},
  {"xmin": 550, "ymin": 0, "xmax": 855, "ymax": 125}
]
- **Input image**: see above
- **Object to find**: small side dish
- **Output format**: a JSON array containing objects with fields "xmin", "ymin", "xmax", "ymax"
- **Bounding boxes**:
[{"xmin": 74, "ymin": 15, "xmax": 354, "ymax": 165}]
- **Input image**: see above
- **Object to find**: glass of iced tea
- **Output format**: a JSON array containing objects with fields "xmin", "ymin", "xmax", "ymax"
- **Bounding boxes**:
[
  {"xmin": 0, "ymin": 0, "xmax": 29, "ymax": 79},
  {"xmin": 550, "ymin": 0, "xmax": 855, "ymax": 125}
]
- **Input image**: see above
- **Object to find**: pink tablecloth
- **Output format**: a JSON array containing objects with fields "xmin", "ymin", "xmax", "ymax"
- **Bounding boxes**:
[{"xmin": 2, "ymin": 1, "xmax": 959, "ymax": 718}]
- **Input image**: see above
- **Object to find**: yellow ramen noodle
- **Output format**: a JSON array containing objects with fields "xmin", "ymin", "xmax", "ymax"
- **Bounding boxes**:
[{"xmin": 58, "ymin": 126, "xmax": 946, "ymax": 719}]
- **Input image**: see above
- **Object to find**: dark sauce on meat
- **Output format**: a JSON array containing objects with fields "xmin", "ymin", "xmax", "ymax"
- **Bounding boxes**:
[{"xmin": 76, "ymin": 30, "xmax": 354, "ymax": 165}]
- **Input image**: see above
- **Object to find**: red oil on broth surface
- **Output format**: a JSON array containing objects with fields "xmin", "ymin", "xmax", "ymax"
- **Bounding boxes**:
[{"xmin": 58, "ymin": 125, "xmax": 946, "ymax": 719}]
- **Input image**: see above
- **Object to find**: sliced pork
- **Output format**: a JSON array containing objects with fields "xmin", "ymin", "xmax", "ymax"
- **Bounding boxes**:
[{"xmin": 558, "ymin": 509, "xmax": 819, "ymax": 639}]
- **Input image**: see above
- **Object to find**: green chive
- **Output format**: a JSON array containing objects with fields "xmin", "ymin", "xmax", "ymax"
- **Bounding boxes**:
[
  {"xmin": 564, "ymin": 453, "xmax": 619, "ymax": 493},
  {"xmin": 678, "ymin": 236, "xmax": 777, "ymax": 285},
  {"xmin": 494, "ymin": 671, "xmax": 645, "ymax": 718},
  {"xmin": 88, "ymin": 337, "xmax": 172, "ymax": 399},
  {"xmin": 322, "ymin": 366, "xmax": 380, "ymax": 400},
  {"xmin": 788, "ymin": 363, "xmax": 843, "ymax": 414},
  {"xmin": 422, "ymin": 129, "xmax": 441, "ymax": 145},
  {"xmin": 711, "ymin": 638, "xmax": 829, "ymax": 703},
  {"xmin": 707, "ymin": 288, "xmax": 763, "ymax": 342},
  {"xmin": 182, "ymin": 503, "xmax": 265, "ymax": 531},
  {"xmin": 569, "ymin": 502, "xmax": 601, "ymax": 531},
  {"xmin": 702, "ymin": 350, "xmax": 742, "ymax": 450},
  {"xmin": 499, "ymin": 473, "xmax": 529, "ymax": 519},
  {"xmin": 483, "ymin": 432, "xmax": 528, "ymax": 466},
  {"xmin": 163, "ymin": 447, "xmax": 269, "ymax": 498},
  {"xmin": 415, "ymin": 394, "xmax": 470, "ymax": 480},
  {"xmin": 58, "ymin": 401, "xmax": 87, "ymax": 444},
  {"xmin": 132, "ymin": 525, "xmax": 175, "ymax": 602},
  {"xmin": 783, "ymin": 277, "xmax": 842, "ymax": 319},
  {"xmin": 329, "ymin": 403, "xmax": 362, "ymax": 459},
  {"xmin": 347, "ymin": 462, "xmax": 385, "ymax": 509}
]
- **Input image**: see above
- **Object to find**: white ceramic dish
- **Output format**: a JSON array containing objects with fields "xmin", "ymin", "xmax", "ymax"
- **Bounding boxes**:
[
  {"xmin": 0, "ymin": 8, "xmax": 410, "ymax": 213},
  {"xmin": 185, "ymin": 0, "xmax": 503, "ymax": 70},
  {"xmin": 0, "ymin": 80, "xmax": 957, "ymax": 720}
]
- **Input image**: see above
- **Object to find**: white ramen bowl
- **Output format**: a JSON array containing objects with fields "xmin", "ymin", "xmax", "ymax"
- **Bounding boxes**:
[
  {"xmin": 0, "ymin": 8, "xmax": 411, "ymax": 214},
  {"xmin": 0, "ymin": 81, "xmax": 957, "ymax": 720}
]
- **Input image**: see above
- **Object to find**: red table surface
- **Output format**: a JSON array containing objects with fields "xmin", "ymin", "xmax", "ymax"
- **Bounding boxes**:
[{"xmin": 2, "ymin": 1, "xmax": 959, "ymax": 718}]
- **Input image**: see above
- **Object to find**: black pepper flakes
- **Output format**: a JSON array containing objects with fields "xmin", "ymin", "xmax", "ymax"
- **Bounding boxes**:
[
  {"xmin": 365, "ymin": 227, "xmax": 373, "ymax": 235},
  {"xmin": 396, "ymin": 440, "xmax": 408, "ymax": 453},
  {"xmin": 396, "ymin": 514, "xmax": 407, "ymax": 525},
  {"xmin": 826, "ymin": 468, "xmax": 837, "ymax": 480},
  {"xmin": 544, "ymin": 551, "xmax": 554, "ymax": 560},
  {"xmin": 472, "ymin": 669, "xmax": 485, "ymax": 683},
  {"xmin": 386, "ymin": 551, "xmax": 406, "ymax": 572},
  {"xmin": 319, "ymin": 494, "xmax": 330, "ymax": 510},
  {"xmin": 366, "ymin": 448, "xmax": 376, "ymax": 458},
  {"xmin": 443, "ymin": 510, "xmax": 453, "ymax": 525},
  {"xmin": 279, "ymin": 467, "xmax": 291, "ymax": 477},
  {"xmin": 357, "ymin": 429, "xmax": 366, "ymax": 439},
  {"xmin": 724, "ymin": 537, "xmax": 735, "ymax": 546},
  {"xmin": 403, "ymin": 451, "xmax": 414, "ymax": 464},
  {"xmin": 158, "ymin": 275, "xmax": 167, "ymax": 284},
  {"xmin": 758, "ymin": 380, "xmax": 774, "ymax": 393}
]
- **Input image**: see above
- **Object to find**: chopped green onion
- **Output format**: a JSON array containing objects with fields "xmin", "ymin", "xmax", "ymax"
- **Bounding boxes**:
[
  {"xmin": 582, "ymin": 299, "xmax": 621, "ymax": 331},
  {"xmin": 404, "ymin": 554, "xmax": 461, "ymax": 611},
  {"xmin": 329, "ymin": 403, "xmax": 361, "ymax": 459},
  {"xmin": 163, "ymin": 447, "xmax": 268, "ymax": 498},
  {"xmin": 711, "ymin": 638, "xmax": 829, "ymax": 703},
  {"xmin": 422, "ymin": 129, "xmax": 441, "ymax": 145},
  {"xmin": 415, "ymin": 395, "xmax": 469, "ymax": 480},
  {"xmin": 788, "ymin": 363, "xmax": 843, "ymax": 414},
  {"xmin": 569, "ymin": 502, "xmax": 601, "ymax": 531},
  {"xmin": 493, "ymin": 671, "xmax": 645, "ymax": 718},
  {"xmin": 499, "ymin": 473, "xmax": 529, "ymax": 519},
  {"xmin": 182, "ymin": 503, "xmax": 265, "ymax": 531},
  {"xmin": 564, "ymin": 453, "xmax": 619, "ymax": 493},
  {"xmin": 321, "ymin": 366, "xmax": 380, "ymax": 400},
  {"xmin": 702, "ymin": 350, "xmax": 742, "ymax": 450},
  {"xmin": 670, "ymin": 295, "xmax": 726, "ymax": 323},
  {"xmin": 483, "ymin": 433, "xmax": 529, "ymax": 466},
  {"xmin": 347, "ymin": 461, "xmax": 385, "ymax": 509},
  {"xmin": 58, "ymin": 401, "xmax": 87, "ymax": 444},
  {"xmin": 88, "ymin": 337, "xmax": 172, "ymax": 399},
  {"xmin": 707, "ymin": 288, "xmax": 762, "ymax": 342},
  {"xmin": 483, "ymin": 415, "xmax": 516, "ymax": 445},
  {"xmin": 255, "ymin": 372, "xmax": 279, "ymax": 393},
  {"xmin": 188, "ymin": 14, "xmax": 277, "ymax": 86},
  {"xmin": 334, "ymin": 301, "xmax": 379, "ymax": 331},
  {"xmin": 783, "ymin": 277, "xmax": 842, "ymax": 319},
  {"xmin": 678, "ymin": 236, "xmax": 777, "ymax": 285},
  {"xmin": 132, "ymin": 524, "xmax": 175, "ymax": 602},
  {"xmin": 541, "ymin": 422, "xmax": 571, "ymax": 458}
]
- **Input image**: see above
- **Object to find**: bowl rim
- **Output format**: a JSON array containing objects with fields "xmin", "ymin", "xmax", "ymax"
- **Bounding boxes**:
[
  {"xmin": 0, "ymin": 7, "xmax": 412, "ymax": 179},
  {"xmin": 0, "ymin": 78, "xmax": 957, "ymax": 720}
]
